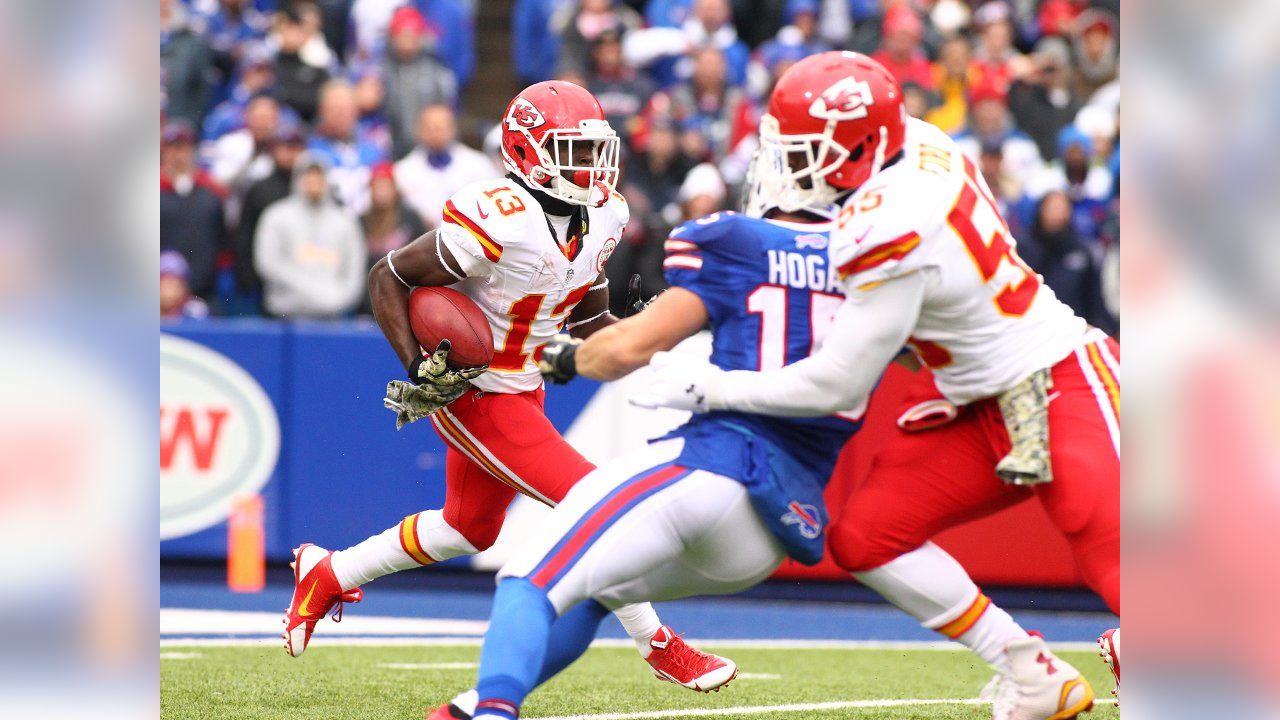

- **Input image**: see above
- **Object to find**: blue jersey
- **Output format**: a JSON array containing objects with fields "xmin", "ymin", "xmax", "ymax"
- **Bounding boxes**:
[{"xmin": 660, "ymin": 211, "xmax": 865, "ymax": 563}]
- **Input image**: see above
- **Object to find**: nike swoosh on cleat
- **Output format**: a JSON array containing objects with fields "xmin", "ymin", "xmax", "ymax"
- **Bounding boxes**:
[{"xmin": 298, "ymin": 581, "xmax": 321, "ymax": 618}]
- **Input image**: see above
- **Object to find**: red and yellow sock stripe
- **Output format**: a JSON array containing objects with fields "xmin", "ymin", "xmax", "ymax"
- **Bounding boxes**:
[
  {"xmin": 398, "ymin": 513, "xmax": 436, "ymax": 566},
  {"xmin": 1085, "ymin": 342, "xmax": 1120, "ymax": 421},
  {"xmin": 836, "ymin": 231, "xmax": 921, "ymax": 280},
  {"xmin": 443, "ymin": 200, "xmax": 503, "ymax": 262},
  {"xmin": 935, "ymin": 593, "xmax": 991, "ymax": 639}
]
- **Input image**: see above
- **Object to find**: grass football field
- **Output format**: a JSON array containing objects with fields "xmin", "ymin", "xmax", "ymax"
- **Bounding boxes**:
[{"xmin": 160, "ymin": 643, "xmax": 1119, "ymax": 719}]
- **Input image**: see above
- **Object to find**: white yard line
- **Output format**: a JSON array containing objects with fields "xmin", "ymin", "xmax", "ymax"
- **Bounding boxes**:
[
  {"xmin": 378, "ymin": 662, "xmax": 479, "ymax": 670},
  {"xmin": 531, "ymin": 698, "xmax": 988, "ymax": 720},
  {"xmin": 734, "ymin": 673, "xmax": 780, "ymax": 680},
  {"xmin": 160, "ymin": 635, "xmax": 1098, "ymax": 653},
  {"xmin": 159, "ymin": 651, "xmax": 204, "ymax": 660},
  {"xmin": 160, "ymin": 608, "xmax": 487, "ymax": 637}
]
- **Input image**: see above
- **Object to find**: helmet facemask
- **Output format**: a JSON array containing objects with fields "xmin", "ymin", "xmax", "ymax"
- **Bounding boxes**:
[
  {"xmin": 758, "ymin": 113, "xmax": 847, "ymax": 214},
  {"xmin": 742, "ymin": 146, "xmax": 838, "ymax": 220},
  {"xmin": 506, "ymin": 118, "xmax": 620, "ymax": 207}
]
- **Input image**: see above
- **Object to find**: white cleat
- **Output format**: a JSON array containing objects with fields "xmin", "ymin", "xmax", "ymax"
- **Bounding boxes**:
[
  {"xmin": 1097, "ymin": 628, "xmax": 1119, "ymax": 707},
  {"xmin": 990, "ymin": 634, "xmax": 1095, "ymax": 720}
]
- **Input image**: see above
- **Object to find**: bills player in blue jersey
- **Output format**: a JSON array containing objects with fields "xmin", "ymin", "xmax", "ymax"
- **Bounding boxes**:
[{"xmin": 454, "ymin": 166, "xmax": 862, "ymax": 720}]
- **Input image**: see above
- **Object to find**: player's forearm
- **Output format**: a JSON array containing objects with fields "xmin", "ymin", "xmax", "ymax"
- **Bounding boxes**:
[
  {"xmin": 369, "ymin": 258, "xmax": 423, "ymax": 371},
  {"xmin": 712, "ymin": 273, "xmax": 926, "ymax": 417},
  {"xmin": 575, "ymin": 320, "xmax": 649, "ymax": 381}
]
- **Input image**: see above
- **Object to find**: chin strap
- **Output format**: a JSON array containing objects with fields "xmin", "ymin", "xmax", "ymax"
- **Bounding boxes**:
[{"xmin": 869, "ymin": 125, "xmax": 889, "ymax": 178}]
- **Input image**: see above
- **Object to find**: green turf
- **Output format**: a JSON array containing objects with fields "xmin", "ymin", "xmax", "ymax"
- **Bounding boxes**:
[{"xmin": 160, "ymin": 644, "xmax": 1119, "ymax": 719}]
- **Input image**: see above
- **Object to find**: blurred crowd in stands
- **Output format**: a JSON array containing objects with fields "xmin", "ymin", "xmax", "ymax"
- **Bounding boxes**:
[{"xmin": 161, "ymin": 0, "xmax": 1118, "ymax": 333}]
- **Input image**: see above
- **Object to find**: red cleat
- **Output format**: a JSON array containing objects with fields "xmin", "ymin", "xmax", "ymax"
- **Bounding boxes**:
[
  {"xmin": 645, "ymin": 625, "xmax": 737, "ymax": 692},
  {"xmin": 1097, "ymin": 628, "xmax": 1120, "ymax": 707},
  {"xmin": 282, "ymin": 543, "xmax": 363, "ymax": 657},
  {"xmin": 426, "ymin": 702, "xmax": 472, "ymax": 720}
]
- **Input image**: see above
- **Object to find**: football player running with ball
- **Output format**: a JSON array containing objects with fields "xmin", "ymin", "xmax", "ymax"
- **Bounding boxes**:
[
  {"xmin": 280, "ymin": 81, "xmax": 731, "ymax": 716},
  {"xmin": 638, "ymin": 52, "xmax": 1119, "ymax": 719}
]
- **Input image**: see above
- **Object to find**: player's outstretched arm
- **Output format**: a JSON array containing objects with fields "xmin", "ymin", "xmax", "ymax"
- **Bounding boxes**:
[
  {"xmin": 577, "ymin": 288, "xmax": 708, "ymax": 381},
  {"xmin": 636, "ymin": 273, "xmax": 926, "ymax": 416},
  {"xmin": 368, "ymin": 229, "xmax": 471, "ymax": 372},
  {"xmin": 546, "ymin": 288, "xmax": 709, "ymax": 383}
]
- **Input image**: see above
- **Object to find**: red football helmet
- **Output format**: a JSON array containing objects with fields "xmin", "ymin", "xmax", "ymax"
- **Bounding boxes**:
[
  {"xmin": 500, "ymin": 81, "xmax": 620, "ymax": 208},
  {"xmin": 759, "ymin": 51, "xmax": 906, "ymax": 211}
]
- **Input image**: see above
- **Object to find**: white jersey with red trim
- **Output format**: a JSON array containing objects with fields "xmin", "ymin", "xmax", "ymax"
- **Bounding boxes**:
[
  {"xmin": 435, "ymin": 177, "xmax": 626, "ymax": 393},
  {"xmin": 828, "ymin": 118, "xmax": 1087, "ymax": 404}
]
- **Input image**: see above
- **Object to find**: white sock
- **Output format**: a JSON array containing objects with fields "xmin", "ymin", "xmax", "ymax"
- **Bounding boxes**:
[
  {"xmin": 449, "ymin": 688, "xmax": 477, "ymax": 716},
  {"xmin": 330, "ymin": 510, "xmax": 478, "ymax": 591},
  {"xmin": 611, "ymin": 602, "xmax": 663, "ymax": 659},
  {"xmin": 853, "ymin": 542, "xmax": 1028, "ymax": 671}
]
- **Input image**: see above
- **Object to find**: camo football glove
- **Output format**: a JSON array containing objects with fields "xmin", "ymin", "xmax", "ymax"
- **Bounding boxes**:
[
  {"xmin": 538, "ymin": 334, "xmax": 582, "ymax": 384},
  {"xmin": 385, "ymin": 340, "xmax": 487, "ymax": 429}
]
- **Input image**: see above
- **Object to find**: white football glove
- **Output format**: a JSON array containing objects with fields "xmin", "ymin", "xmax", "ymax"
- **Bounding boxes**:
[{"xmin": 629, "ymin": 351, "xmax": 723, "ymax": 413}]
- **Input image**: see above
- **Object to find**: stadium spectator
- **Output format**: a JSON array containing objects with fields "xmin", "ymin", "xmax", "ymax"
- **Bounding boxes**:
[
  {"xmin": 308, "ymin": 79, "xmax": 387, "ymax": 214},
  {"xmin": 235, "ymin": 124, "xmax": 309, "ymax": 297},
  {"xmin": 1072, "ymin": 9, "xmax": 1118, "ymax": 99},
  {"xmin": 160, "ymin": 121, "xmax": 226, "ymax": 302},
  {"xmin": 667, "ymin": 47, "xmax": 758, "ymax": 165},
  {"xmin": 871, "ymin": 6, "xmax": 935, "ymax": 91},
  {"xmin": 556, "ymin": 1, "xmax": 642, "ymax": 80},
  {"xmin": 160, "ymin": 250, "xmax": 211, "ymax": 320},
  {"xmin": 348, "ymin": 0, "xmax": 406, "ymax": 62},
  {"xmin": 1037, "ymin": 0, "xmax": 1087, "ymax": 39},
  {"xmin": 381, "ymin": 5, "xmax": 458, "ymax": 159},
  {"xmin": 1007, "ymin": 35, "xmax": 1082, "ymax": 161},
  {"xmin": 1026, "ymin": 124, "xmax": 1114, "ymax": 244},
  {"xmin": 953, "ymin": 80, "xmax": 1043, "ymax": 198},
  {"xmin": 644, "ymin": 0, "xmax": 693, "ymax": 28},
  {"xmin": 677, "ymin": 161, "xmax": 727, "ymax": 221},
  {"xmin": 1019, "ymin": 190, "xmax": 1116, "ymax": 334},
  {"xmin": 254, "ymin": 152, "xmax": 367, "ymax": 319},
  {"xmin": 204, "ymin": 94, "xmax": 281, "ymax": 217},
  {"xmin": 977, "ymin": 141, "xmax": 1029, "ymax": 240},
  {"xmin": 925, "ymin": 34, "xmax": 978, "ymax": 133},
  {"xmin": 353, "ymin": 65, "xmax": 393, "ymax": 157},
  {"xmin": 409, "ymin": 0, "xmax": 476, "ymax": 89},
  {"xmin": 294, "ymin": 2, "xmax": 342, "ymax": 70},
  {"xmin": 201, "ymin": 46, "xmax": 284, "ymax": 141},
  {"xmin": 161, "ymin": 0, "xmax": 214, "ymax": 127},
  {"xmin": 608, "ymin": 118, "xmax": 692, "ymax": 312},
  {"xmin": 358, "ymin": 163, "xmax": 427, "ymax": 313},
  {"xmin": 512, "ymin": 0, "xmax": 575, "ymax": 86},
  {"xmin": 585, "ymin": 27, "xmax": 654, "ymax": 145},
  {"xmin": 394, "ymin": 104, "xmax": 496, "ymax": 228},
  {"xmin": 271, "ymin": 6, "xmax": 332, "ymax": 122},
  {"xmin": 970, "ymin": 1, "xmax": 1021, "ymax": 93},
  {"xmin": 623, "ymin": 0, "xmax": 749, "ymax": 88},
  {"xmin": 750, "ymin": 0, "xmax": 829, "ymax": 98},
  {"xmin": 900, "ymin": 81, "xmax": 941, "ymax": 122},
  {"xmin": 202, "ymin": 0, "xmax": 272, "ymax": 95},
  {"xmin": 312, "ymin": 0, "xmax": 356, "ymax": 62}
]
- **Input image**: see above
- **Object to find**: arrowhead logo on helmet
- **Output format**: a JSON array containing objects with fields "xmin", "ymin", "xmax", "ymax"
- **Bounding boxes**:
[
  {"xmin": 506, "ymin": 98, "xmax": 546, "ymax": 131},
  {"xmin": 808, "ymin": 77, "xmax": 876, "ymax": 121}
]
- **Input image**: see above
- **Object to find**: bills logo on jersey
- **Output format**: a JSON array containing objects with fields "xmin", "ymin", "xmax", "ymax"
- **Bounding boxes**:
[
  {"xmin": 506, "ymin": 98, "xmax": 546, "ymax": 131},
  {"xmin": 781, "ymin": 501, "xmax": 822, "ymax": 539},
  {"xmin": 808, "ymin": 77, "xmax": 875, "ymax": 121},
  {"xmin": 794, "ymin": 233, "xmax": 828, "ymax": 250}
]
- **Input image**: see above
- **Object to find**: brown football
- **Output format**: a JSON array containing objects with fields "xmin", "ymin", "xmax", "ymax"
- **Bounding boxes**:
[{"xmin": 407, "ymin": 286, "xmax": 494, "ymax": 369}]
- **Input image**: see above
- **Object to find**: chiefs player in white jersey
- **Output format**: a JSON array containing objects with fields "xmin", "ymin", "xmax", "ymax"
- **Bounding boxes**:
[
  {"xmin": 638, "ymin": 53, "xmax": 1120, "ymax": 719},
  {"xmin": 281, "ymin": 81, "xmax": 733, "ymax": 714}
]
